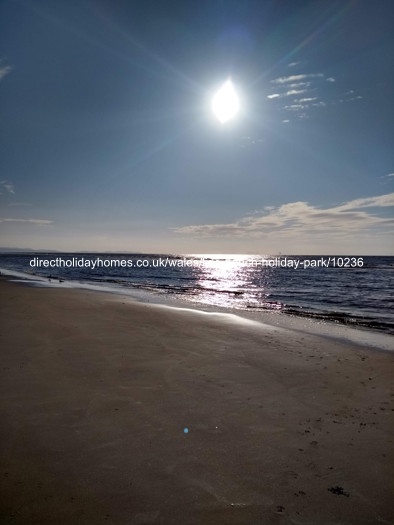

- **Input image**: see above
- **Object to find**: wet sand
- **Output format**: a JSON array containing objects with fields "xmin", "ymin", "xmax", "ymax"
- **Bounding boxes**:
[{"xmin": 0, "ymin": 278, "xmax": 393, "ymax": 524}]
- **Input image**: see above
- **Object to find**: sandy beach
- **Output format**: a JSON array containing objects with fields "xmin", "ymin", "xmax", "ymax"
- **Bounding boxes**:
[{"xmin": 0, "ymin": 277, "xmax": 393, "ymax": 524}]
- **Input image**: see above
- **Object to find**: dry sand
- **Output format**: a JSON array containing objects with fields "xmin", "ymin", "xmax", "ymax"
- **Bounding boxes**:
[{"xmin": 0, "ymin": 278, "xmax": 393, "ymax": 524}]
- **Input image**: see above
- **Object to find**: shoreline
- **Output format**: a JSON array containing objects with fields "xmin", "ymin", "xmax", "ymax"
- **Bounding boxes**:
[
  {"xmin": 1, "ymin": 254, "xmax": 393, "ymax": 339},
  {"xmin": 1, "ymin": 277, "xmax": 393, "ymax": 524},
  {"xmin": 2, "ymin": 268, "xmax": 394, "ymax": 353}
]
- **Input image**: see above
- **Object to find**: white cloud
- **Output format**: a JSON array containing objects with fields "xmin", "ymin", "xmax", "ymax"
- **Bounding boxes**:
[
  {"xmin": 267, "ymin": 89, "xmax": 307, "ymax": 100},
  {"xmin": 288, "ymin": 82, "xmax": 311, "ymax": 88},
  {"xmin": 173, "ymin": 193, "xmax": 394, "ymax": 242},
  {"xmin": 266, "ymin": 71, "xmax": 347, "ymax": 119},
  {"xmin": 267, "ymin": 93, "xmax": 281, "ymax": 99},
  {"xmin": 268, "ymin": 71, "xmax": 357, "ymax": 118},
  {"xmin": 285, "ymin": 89, "xmax": 307, "ymax": 96},
  {"xmin": 267, "ymin": 72, "xmax": 338, "ymax": 116},
  {"xmin": 334, "ymin": 193, "xmax": 394, "ymax": 210},
  {"xmin": 0, "ymin": 218, "xmax": 53, "ymax": 224},
  {"xmin": 271, "ymin": 73, "xmax": 324, "ymax": 84},
  {"xmin": 295, "ymin": 97, "xmax": 318, "ymax": 103}
]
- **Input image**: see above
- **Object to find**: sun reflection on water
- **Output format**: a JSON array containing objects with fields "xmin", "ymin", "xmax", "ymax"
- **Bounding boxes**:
[{"xmin": 186, "ymin": 255, "xmax": 283, "ymax": 310}]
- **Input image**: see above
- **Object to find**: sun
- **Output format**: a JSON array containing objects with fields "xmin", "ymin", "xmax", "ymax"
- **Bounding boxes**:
[{"xmin": 211, "ymin": 79, "xmax": 240, "ymax": 123}]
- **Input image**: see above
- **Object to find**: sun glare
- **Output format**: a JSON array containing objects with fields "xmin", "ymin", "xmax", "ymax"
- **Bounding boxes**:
[{"xmin": 211, "ymin": 80, "xmax": 240, "ymax": 123}]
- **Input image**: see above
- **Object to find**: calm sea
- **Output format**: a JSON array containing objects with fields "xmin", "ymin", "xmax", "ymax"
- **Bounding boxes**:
[{"xmin": 1, "ymin": 253, "xmax": 393, "ymax": 335}]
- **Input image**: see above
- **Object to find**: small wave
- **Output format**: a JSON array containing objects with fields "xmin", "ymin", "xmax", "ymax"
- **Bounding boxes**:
[{"xmin": 283, "ymin": 307, "xmax": 394, "ymax": 334}]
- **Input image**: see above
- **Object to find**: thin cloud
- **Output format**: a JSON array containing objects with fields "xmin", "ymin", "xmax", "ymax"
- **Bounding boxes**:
[
  {"xmin": 285, "ymin": 89, "xmax": 307, "ymax": 96},
  {"xmin": 267, "ymin": 71, "xmax": 343, "ymax": 119},
  {"xmin": 295, "ymin": 97, "xmax": 318, "ymax": 103},
  {"xmin": 173, "ymin": 193, "xmax": 394, "ymax": 239},
  {"xmin": 283, "ymin": 104, "xmax": 305, "ymax": 111},
  {"xmin": 266, "ymin": 89, "xmax": 307, "ymax": 100},
  {"xmin": 379, "ymin": 173, "xmax": 394, "ymax": 184},
  {"xmin": 0, "ymin": 65, "xmax": 12, "ymax": 81},
  {"xmin": 334, "ymin": 193, "xmax": 394, "ymax": 210},
  {"xmin": 266, "ymin": 72, "xmax": 337, "ymax": 118},
  {"xmin": 271, "ymin": 73, "xmax": 324, "ymax": 84},
  {"xmin": 240, "ymin": 136, "xmax": 264, "ymax": 149},
  {"xmin": 267, "ymin": 93, "xmax": 281, "ymax": 99},
  {"xmin": 0, "ymin": 218, "xmax": 53, "ymax": 224},
  {"xmin": 288, "ymin": 82, "xmax": 311, "ymax": 88},
  {"xmin": 0, "ymin": 180, "xmax": 15, "ymax": 194}
]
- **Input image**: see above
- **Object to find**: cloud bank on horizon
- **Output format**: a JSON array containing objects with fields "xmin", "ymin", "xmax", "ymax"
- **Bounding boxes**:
[{"xmin": 174, "ymin": 193, "xmax": 394, "ymax": 254}]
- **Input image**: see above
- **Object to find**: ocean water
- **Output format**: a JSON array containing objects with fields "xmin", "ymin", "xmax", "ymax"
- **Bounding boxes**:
[{"xmin": 1, "ymin": 253, "xmax": 393, "ymax": 335}]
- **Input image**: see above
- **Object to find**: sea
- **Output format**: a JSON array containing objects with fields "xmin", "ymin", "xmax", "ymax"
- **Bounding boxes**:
[{"xmin": 1, "ymin": 253, "xmax": 393, "ymax": 336}]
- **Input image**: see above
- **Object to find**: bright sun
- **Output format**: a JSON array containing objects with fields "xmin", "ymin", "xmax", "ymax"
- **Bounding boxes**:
[{"xmin": 211, "ymin": 80, "xmax": 240, "ymax": 123}]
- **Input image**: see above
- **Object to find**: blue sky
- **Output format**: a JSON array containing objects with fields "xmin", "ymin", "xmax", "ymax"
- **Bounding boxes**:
[{"xmin": 0, "ymin": 0, "xmax": 393, "ymax": 254}]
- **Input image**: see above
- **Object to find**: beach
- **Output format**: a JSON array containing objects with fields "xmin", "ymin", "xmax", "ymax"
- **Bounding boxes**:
[{"xmin": 0, "ymin": 277, "xmax": 393, "ymax": 524}]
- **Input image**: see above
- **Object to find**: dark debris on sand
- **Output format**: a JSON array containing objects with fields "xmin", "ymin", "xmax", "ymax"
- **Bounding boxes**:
[{"xmin": 328, "ymin": 486, "xmax": 350, "ymax": 497}]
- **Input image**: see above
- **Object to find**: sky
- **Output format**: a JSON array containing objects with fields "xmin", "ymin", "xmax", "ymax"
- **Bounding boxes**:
[{"xmin": 0, "ymin": 0, "xmax": 393, "ymax": 254}]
